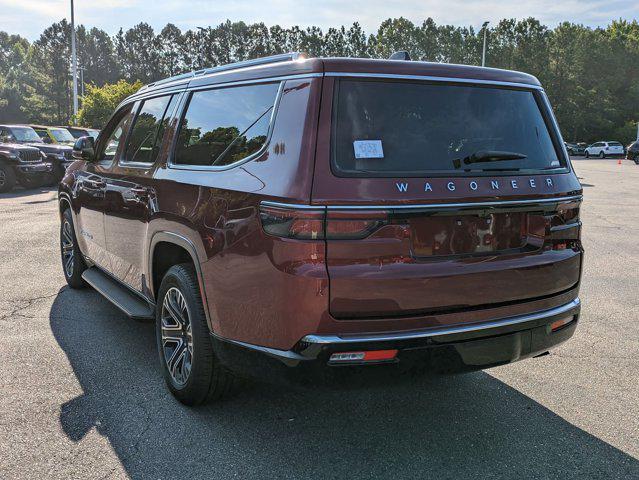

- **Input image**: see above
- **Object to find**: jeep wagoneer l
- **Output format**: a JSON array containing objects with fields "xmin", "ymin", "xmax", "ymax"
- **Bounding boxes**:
[{"xmin": 58, "ymin": 53, "xmax": 583, "ymax": 405}]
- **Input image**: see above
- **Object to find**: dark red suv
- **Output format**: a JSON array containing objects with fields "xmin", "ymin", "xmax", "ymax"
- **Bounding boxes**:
[{"xmin": 58, "ymin": 53, "xmax": 583, "ymax": 405}]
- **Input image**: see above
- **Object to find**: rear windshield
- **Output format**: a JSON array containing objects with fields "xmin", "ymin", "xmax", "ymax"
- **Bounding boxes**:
[
  {"xmin": 332, "ymin": 79, "xmax": 563, "ymax": 177},
  {"xmin": 608, "ymin": 142, "xmax": 622, "ymax": 146}
]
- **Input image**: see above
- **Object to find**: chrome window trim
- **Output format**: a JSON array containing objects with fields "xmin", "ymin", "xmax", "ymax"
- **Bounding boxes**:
[
  {"xmin": 324, "ymin": 72, "xmax": 544, "ymax": 90},
  {"xmin": 260, "ymin": 195, "xmax": 583, "ymax": 212},
  {"xmin": 302, "ymin": 298, "xmax": 581, "ymax": 345},
  {"xmin": 167, "ymin": 81, "xmax": 285, "ymax": 172},
  {"xmin": 187, "ymin": 72, "xmax": 322, "ymax": 91}
]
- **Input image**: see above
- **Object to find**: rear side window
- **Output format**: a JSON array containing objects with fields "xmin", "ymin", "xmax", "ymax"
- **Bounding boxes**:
[
  {"xmin": 332, "ymin": 79, "xmax": 563, "ymax": 177},
  {"xmin": 608, "ymin": 142, "xmax": 622, "ymax": 146},
  {"xmin": 173, "ymin": 83, "xmax": 279, "ymax": 167},
  {"xmin": 124, "ymin": 95, "xmax": 177, "ymax": 164}
]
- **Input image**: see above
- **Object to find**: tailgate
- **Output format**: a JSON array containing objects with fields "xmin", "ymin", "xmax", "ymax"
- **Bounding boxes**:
[{"xmin": 326, "ymin": 197, "xmax": 582, "ymax": 319}]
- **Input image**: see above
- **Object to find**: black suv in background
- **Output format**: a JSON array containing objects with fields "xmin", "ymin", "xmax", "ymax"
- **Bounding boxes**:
[
  {"xmin": 0, "ymin": 125, "xmax": 74, "ymax": 182},
  {"xmin": 0, "ymin": 134, "xmax": 52, "ymax": 193}
]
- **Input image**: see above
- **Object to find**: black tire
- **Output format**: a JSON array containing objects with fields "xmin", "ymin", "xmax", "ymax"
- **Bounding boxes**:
[
  {"xmin": 585, "ymin": 151, "xmax": 589, "ymax": 158},
  {"xmin": 0, "ymin": 163, "xmax": 17, "ymax": 193},
  {"xmin": 634, "ymin": 155, "xmax": 639, "ymax": 165},
  {"xmin": 156, "ymin": 264, "xmax": 237, "ymax": 405},
  {"xmin": 18, "ymin": 174, "xmax": 44, "ymax": 190},
  {"xmin": 599, "ymin": 150, "xmax": 605, "ymax": 159},
  {"xmin": 60, "ymin": 208, "xmax": 87, "ymax": 289},
  {"xmin": 45, "ymin": 163, "xmax": 65, "ymax": 186}
]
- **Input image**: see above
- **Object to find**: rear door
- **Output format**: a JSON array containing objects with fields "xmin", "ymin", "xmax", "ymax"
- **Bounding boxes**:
[{"xmin": 314, "ymin": 77, "xmax": 583, "ymax": 319}]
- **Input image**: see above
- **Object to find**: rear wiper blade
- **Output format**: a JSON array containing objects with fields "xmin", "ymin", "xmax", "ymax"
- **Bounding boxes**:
[{"xmin": 454, "ymin": 151, "xmax": 527, "ymax": 169}]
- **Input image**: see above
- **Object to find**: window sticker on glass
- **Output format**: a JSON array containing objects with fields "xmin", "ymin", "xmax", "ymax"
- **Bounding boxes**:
[{"xmin": 353, "ymin": 140, "xmax": 384, "ymax": 159}]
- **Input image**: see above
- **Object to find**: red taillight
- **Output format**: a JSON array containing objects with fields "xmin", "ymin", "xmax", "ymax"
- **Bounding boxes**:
[
  {"xmin": 326, "ymin": 210, "xmax": 388, "ymax": 239},
  {"xmin": 259, "ymin": 205, "xmax": 324, "ymax": 240},
  {"xmin": 260, "ymin": 204, "xmax": 388, "ymax": 240}
]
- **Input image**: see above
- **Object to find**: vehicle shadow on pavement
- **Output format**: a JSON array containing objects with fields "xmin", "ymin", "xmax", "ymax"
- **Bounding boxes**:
[
  {"xmin": 50, "ymin": 288, "xmax": 639, "ymax": 479},
  {"xmin": 0, "ymin": 186, "xmax": 55, "ymax": 200}
]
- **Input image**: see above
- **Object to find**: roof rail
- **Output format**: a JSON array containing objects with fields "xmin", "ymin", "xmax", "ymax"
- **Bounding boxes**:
[{"xmin": 140, "ymin": 52, "xmax": 304, "ymax": 92}]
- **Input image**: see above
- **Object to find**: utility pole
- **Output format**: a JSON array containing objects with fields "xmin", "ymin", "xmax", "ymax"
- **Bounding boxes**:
[
  {"xmin": 70, "ymin": 0, "xmax": 78, "ymax": 117},
  {"xmin": 481, "ymin": 21, "xmax": 489, "ymax": 67},
  {"xmin": 197, "ymin": 26, "xmax": 206, "ymax": 69}
]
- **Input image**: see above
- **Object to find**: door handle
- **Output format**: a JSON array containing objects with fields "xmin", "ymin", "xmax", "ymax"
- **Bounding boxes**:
[{"xmin": 130, "ymin": 186, "xmax": 149, "ymax": 195}]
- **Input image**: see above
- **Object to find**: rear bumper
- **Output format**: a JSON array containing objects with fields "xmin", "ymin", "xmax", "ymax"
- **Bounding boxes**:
[{"xmin": 212, "ymin": 298, "xmax": 581, "ymax": 386}]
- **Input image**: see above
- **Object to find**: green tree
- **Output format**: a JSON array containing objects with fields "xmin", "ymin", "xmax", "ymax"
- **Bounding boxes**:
[{"xmin": 76, "ymin": 79, "xmax": 143, "ymax": 128}]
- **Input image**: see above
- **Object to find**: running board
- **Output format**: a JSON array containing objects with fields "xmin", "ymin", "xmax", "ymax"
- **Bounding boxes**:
[{"xmin": 82, "ymin": 268, "xmax": 155, "ymax": 321}]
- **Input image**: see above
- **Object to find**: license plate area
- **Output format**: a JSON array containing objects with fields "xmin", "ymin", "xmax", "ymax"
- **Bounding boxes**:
[{"xmin": 406, "ymin": 209, "xmax": 547, "ymax": 258}]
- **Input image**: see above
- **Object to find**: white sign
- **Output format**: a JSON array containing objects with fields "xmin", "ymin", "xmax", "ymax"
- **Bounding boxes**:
[{"xmin": 353, "ymin": 140, "xmax": 384, "ymax": 159}]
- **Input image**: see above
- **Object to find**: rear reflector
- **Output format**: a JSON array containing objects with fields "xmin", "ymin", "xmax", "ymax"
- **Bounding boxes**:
[
  {"xmin": 329, "ymin": 349, "xmax": 398, "ymax": 363},
  {"xmin": 550, "ymin": 316, "xmax": 574, "ymax": 332}
]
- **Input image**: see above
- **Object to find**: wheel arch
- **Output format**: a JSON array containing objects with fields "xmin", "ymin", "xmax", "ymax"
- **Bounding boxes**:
[{"xmin": 148, "ymin": 231, "xmax": 213, "ymax": 332}]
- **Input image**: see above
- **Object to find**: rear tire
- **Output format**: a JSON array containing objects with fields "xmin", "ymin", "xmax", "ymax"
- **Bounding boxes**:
[
  {"xmin": 60, "ymin": 208, "xmax": 87, "ymax": 288},
  {"xmin": 156, "ymin": 264, "xmax": 237, "ymax": 405},
  {"xmin": 633, "ymin": 154, "xmax": 639, "ymax": 165},
  {"xmin": 0, "ymin": 164, "xmax": 16, "ymax": 193}
]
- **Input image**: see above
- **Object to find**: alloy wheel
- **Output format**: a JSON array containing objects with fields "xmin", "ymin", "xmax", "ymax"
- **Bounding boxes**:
[
  {"xmin": 161, "ymin": 287, "xmax": 193, "ymax": 386},
  {"xmin": 61, "ymin": 220, "xmax": 75, "ymax": 278}
]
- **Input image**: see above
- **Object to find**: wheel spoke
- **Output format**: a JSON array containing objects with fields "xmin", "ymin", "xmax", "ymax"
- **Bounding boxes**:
[{"xmin": 160, "ymin": 287, "xmax": 193, "ymax": 386}]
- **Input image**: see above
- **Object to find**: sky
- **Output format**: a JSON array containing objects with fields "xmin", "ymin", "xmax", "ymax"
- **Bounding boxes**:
[{"xmin": 1, "ymin": 0, "xmax": 637, "ymax": 40}]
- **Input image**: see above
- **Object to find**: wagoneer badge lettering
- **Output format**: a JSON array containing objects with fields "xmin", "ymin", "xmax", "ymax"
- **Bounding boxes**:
[{"xmin": 396, "ymin": 178, "xmax": 556, "ymax": 194}]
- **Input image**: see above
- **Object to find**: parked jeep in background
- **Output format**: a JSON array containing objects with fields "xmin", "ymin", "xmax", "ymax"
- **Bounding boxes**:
[
  {"xmin": 0, "ymin": 125, "xmax": 74, "ymax": 182},
  {"xmin": 626, "ymin": 140, "xmax": 639, "ymax": 164},
  {"xmin": 30, "ymin": 125, "xmax": 76, "ymax": 147},
  {"xmin": 0, "ymin": 136, "xmax": 52, "ymax": 193},
  {"xmin": 65, "ymin": 126, "xmax": 100, "ymax": 140}
]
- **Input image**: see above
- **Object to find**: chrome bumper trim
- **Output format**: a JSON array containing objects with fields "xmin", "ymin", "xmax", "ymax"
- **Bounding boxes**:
[{"xmin": 302, "ymin": 298, "xmax": 581, "ymax": 345}]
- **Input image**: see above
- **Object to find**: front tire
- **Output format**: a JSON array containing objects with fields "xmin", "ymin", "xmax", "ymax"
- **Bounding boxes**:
[
  {"xmin": 156, "ymin": 264, "xmax": 236, "ymax": 405},
  {"xmin": 0, "ymin": 164, "xmax": 17, "ymax": 193},
  {"xmin": 60, "ymin": 208, "xmax": 87, "ymax": 288},
  {"xmin": 585, "ymin": 151, "xmax": 590, "ymax": 158},
  {"xmin": 599, "ymin": 151, "xmax": 605, "ymax": 159}
]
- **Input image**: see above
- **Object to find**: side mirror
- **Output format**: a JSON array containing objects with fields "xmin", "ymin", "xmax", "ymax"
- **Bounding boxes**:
[{"xmin": 72, "ymin": 136, "xmax": 95, "ymax": 161}]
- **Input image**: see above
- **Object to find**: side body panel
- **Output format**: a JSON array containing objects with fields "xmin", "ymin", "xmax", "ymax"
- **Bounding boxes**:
[{"xmin": 147, "ymin": 77, "xmax": 328, "ymax": 349}]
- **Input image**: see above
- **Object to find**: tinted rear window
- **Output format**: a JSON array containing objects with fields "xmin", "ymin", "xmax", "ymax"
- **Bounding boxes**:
[
  {"xmin": 608, "ymin": 142, "xmax": 622, "ymax": 146},
  {"xmin": 332, "ymin": 80, "xmax": 563, "ymax": 177},
  {"xmin": 174, "ymin": 83, "xmax": 279, "ymax": 167}
]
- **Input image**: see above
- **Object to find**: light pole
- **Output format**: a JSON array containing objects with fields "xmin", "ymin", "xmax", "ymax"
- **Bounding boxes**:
[
  {"xmin": 197, "ymin": 26, "xmax": 206, "ymax": 69},
  {"xmin": 481, "ymin": 21, "xmax": 489, "ymax": 67},
  {"xmin": 70, "ymin": 0, "xmax": 78, "ymax": 117}
]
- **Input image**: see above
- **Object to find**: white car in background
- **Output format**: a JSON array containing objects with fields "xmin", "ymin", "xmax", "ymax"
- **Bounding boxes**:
[{"xmin": 584, "ymin": 141, "xmax": 625, "ymax": 158}]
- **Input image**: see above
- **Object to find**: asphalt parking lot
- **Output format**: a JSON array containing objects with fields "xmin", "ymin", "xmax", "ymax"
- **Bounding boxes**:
[{"xmin": 0, "ymin": 158, "xmax": 638, "ymax": 479}]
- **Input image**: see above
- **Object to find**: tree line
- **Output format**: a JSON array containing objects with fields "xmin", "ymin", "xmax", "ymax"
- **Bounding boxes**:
[{"xmin": 1, "ymin": 17, "xmax": 638, "ymax": 143}]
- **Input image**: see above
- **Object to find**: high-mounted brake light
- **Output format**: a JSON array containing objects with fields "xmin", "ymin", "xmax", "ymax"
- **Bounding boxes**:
[{"xmin": 259, "ymin": 204, "xmax": 389, "ymax": 240}]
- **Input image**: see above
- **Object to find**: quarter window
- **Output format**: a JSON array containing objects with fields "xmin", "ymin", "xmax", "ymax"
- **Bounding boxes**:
[
  {"xmin": 173, "ymin": 83, "xmax": 279, "ymax": 167},
  {"xmin": 124, "ymin": 95, "xmax": 177, "ymax": 164}
]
